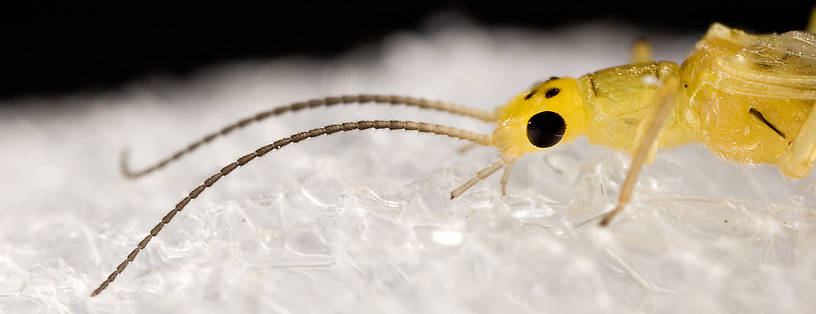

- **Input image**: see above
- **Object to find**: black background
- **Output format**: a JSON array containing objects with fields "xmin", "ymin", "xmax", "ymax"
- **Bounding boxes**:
[{"xmin": 2, "ymin": 1, "xmax": 814, "ymax": 102}]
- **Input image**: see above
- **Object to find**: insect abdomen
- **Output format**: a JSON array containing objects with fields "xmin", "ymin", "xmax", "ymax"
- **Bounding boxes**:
[{"xmin": 681, "ymin": 23, "xmax": 816, "ymax": 166}]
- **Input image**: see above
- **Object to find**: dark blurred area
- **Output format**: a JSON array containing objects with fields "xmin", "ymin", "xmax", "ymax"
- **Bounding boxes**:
[{"xmin": 1, "ymin": 1, "xmax": 814, "ymax": 102}]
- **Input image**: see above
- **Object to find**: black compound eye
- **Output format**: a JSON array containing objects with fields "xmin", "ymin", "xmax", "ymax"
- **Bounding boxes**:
[{"xmin": 526, "ymin": 111, "xmax": 566, "ymax": 148}]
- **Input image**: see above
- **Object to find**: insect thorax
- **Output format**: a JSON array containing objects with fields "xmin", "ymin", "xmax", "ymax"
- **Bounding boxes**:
[{"xmin": 575, "ymin": 62, "xmax": 695, "ymax": 155}]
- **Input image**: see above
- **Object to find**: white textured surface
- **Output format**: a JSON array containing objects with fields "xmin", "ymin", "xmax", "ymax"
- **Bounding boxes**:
[{"xmin": 2, "ymin": 16, "xmax": 816, "ymax": 313}]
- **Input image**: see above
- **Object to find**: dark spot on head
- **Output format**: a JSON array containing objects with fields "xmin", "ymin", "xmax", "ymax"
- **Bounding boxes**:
[
  {"xmin": 524, "ymin": 89, "xmax": 537, "ymax": 100},
  {"xmin": 527, "ymin": 111, "xmax": 566, "ymax": 148},
  {"xmin": 545, "ymin": 88, "xmax": 560, "ymax": 98},
  {"xmin": 548, "ymin": 76, "xmax": 559, "ymax": 81}
]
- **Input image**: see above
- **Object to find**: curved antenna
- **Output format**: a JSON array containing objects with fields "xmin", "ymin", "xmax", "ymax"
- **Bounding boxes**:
[
  {"xmin": 92, "ymin": 120, "xmax": 493, "ymax": 297},
  {"xmin": 122, "ymin": 95, "xmax": 496, "ymax": 179}
]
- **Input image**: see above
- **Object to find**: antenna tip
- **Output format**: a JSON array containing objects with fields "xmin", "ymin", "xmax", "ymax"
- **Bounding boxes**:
[{"xmin": 90, "ymin": 284, "xmax": 106, "ymax": 297}]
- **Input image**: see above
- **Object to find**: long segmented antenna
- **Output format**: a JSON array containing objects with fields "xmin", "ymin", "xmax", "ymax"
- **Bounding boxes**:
[
  {"xmin": 92, "ymin": 120, "xmax": 493, "ymax": 297},
  {"xmin": 121, "ymin": 95, "xmax": 496, "ymax": 179}
]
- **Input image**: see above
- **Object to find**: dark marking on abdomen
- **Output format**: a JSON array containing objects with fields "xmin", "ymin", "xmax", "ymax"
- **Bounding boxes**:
[
  {"xmin": 588, "ymin": 74, "xmax": 599, "ymax": 97},
  {"xmin": 749, "ymin": 108, "xmax": 786, "ymax": 139}
]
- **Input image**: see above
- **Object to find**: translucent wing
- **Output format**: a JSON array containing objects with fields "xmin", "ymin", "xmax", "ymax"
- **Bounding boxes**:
[{"xmin": 712, "ymin": 25, "xmax": 816, "ymax": 99}]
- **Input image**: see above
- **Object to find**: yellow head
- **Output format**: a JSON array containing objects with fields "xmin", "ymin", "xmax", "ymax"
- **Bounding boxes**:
[{"xmin": 492, "ymin": 77, "xmax": 587, "ymax": 160}]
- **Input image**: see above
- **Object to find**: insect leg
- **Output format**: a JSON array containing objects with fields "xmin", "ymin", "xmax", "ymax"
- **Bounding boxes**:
[
  {"xmin": 630, "ymin": 37, "xmax": 653, "ymax": 64},
  {"xmin": 600, "ymin": 77, "xmax": 680, "ymax": 226},
  {"xmin": 499, "ymin": 162, "xmax": 514, "ymax": 196},
  {"xmin": 779, "ymin": 8, "xmax": 816, "ymax": 175},
  {"xmin": 779, "ymin": 104, "xmax": 816, "ymax": 178},
  {"xmin": 450, "ymin": 160, "xmax": 504, "ymax": 199},
  {"xmin": 808, "ymin": 6, "xmax": 816, "ymax": 34}
]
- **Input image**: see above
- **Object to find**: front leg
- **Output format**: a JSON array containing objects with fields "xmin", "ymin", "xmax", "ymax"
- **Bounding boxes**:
[
  {"xmin": 600, "ymin": 77, "xmax": 681, "ymax": 226},
  {"xmin": 779, "ymin": 105, "xmax": 816, "ymax": 178},
  {"xmin": 450, "ymin": 160, "xmax": 504, "ymax": 199},
  {"xmin": 630, "ymin": 37, "xmax": 653, "ymax": 64}
]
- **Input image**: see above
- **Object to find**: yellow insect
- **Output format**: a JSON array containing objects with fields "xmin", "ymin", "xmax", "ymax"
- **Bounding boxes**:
[{"xmin": 91, "ymin": 22, "xmax": 816, "ymax": 296}]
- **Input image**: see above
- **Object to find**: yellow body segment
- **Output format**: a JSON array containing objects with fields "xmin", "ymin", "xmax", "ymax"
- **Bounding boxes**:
[
  {"xmin": 492, "ymin": 23, "xmax": 816, "ymax": 178},
  {"xmin": 577, "ymin": 62, "xmax": 695, "ymax": 153},
  {"xmin": 681, "ymin": 24, "xmax": 815, "ymax": 173}
]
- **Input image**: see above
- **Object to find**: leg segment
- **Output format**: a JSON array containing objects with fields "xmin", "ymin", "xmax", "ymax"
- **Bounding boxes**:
[
  {"xmin": 779, "ymin": 7, "xmax": 816, "ymax": 175},
  {"xmin": 779, "ymin": 104, "xmax": 816, "ymax": 178},
  {"xmin": 630, "ymin": 37, "xmax": 653, "ymax": 64},
  {"xmin": 500, "ymin": 163, "xmax": 514, "ymax": 196},
  {"xmin": 600, "ymin": 77, "xmax": 681, "ymax": 226},
  {"xmin": 450, "ymin": 160, "xmax": 504, "ymax": 199},
  {"xmin": 808, "ymin": 6, "xmax": 816, "ymax": 34}
]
